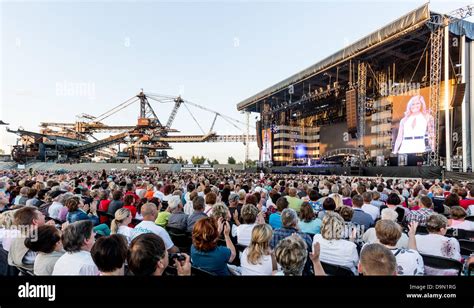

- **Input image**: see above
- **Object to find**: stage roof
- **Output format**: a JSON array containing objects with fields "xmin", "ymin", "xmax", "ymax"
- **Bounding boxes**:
[{"xmin": 236, "ymin": 4, "xmax": 474, "ymax": 112}]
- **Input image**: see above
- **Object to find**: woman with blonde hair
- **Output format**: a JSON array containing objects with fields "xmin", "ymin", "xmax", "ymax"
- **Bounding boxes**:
[
  {"xmin": 241, "ymin": 224, "xmax": 276, "ymax": 275},
  {"xmin": 393, "ymin": 94, "xmax": 434, "ymax": 154},
  {"xmin": 111, "ymin": 208, "xmax": 133, "ymax": 243},
  {"xmin": 312, "ymin": 211, "xmax": 359, "ymax": 274},
  {"xmin": 331, "ymin": 194, "xmax": 344, "ymax": 211}
]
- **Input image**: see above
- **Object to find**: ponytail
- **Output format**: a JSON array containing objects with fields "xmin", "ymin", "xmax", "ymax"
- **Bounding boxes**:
[{"xmin": 111, "ymin": 208, "xmax": 131, "ymax": 234}]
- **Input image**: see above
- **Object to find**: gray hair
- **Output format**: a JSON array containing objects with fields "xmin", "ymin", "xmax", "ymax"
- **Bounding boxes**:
[
  {"xmin": 62, "ymin": 220, "xmax": 94, "ymax": 253},
  {"xmin": 381, "ymin": 208, "xmax": 398, "ymax": 221},
  {"xmin": 168, "ymin": 195, "xmax": 182, "ymax": 210},
  {"xmin": 281, "ymin": 208, "xmax": 298, "ymax": 228},
  {"xmin": 58, "ymin": 192, "xmax": 74, "ymax": 204},
  {"xmin": 274, "ymin": 234, "xmax": 307, "ymax": 276}
]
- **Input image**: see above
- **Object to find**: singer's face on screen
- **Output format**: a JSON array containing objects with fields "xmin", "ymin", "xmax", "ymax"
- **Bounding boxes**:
[{"xmin": 410, "ymin": 99, "xmax": 422, "ymax": 114}]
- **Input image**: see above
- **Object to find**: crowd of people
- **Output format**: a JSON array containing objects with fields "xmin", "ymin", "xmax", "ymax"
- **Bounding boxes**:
[{"xmin": 0, "ymin": 168, "xmax": 473, "ymax": 276}]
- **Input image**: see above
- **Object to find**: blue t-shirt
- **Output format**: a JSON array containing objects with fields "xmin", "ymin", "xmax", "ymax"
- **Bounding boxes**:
[
  {"xmin": 191, "ymin": 245, "xmax": 231, "ymax": 276},
  {"xmin": 269, "ymin": 213, "xmax": 282, "ymax": 229},
  {"xmin": 308, "ymin": 200, "xmax": 322, "ymax": 213},
  {"xmin": 298, "ymin": 218, "xmax": 322, "ymax": 235}
]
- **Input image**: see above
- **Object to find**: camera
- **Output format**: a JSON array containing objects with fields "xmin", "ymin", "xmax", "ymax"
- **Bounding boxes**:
[{"xmin": 169, "ymin": 253, "xmax": 186, "ymax": 263}]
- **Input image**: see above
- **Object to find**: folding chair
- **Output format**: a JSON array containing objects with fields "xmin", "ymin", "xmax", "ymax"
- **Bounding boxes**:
[
  {"xmin": 168, "ymin": 232, "xmax": 192, "ymax": 254},
  {"xmin": 420, "ymin": 254, "xmax": 463, "ymax": 276},
  {"xmin": 415, "ymin": 225, "xmax": 429, "ymax": 235},
  {"xmin": 320, "ymin": 261, "xmax": 355, "ymax": 276},
  {"xmin": 16, "ymin": 266, "xmax": 35, "ymax": 276},
  {"xmin": 0, "ymin": 244, "xmax": 19, "ymax": 276},
  {"xmin": 459, "ymin": 239, "xmax": 474, "ymax": 256}
]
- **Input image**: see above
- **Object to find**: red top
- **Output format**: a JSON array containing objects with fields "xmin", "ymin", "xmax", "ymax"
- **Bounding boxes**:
[
  {"xmin": 98, "ymin": 200, "xmax": 111, "ymax": 224},
  {"xmin": 460, "ymin": 198, "xmax": 474, "ymax": 210},
  {"xmin": 123, "ymin": 205, "xmax": 137, "ymax": 218},
  {"xmin": 125, "ymin": 191, "xmax": 140, "ymax": 205},
  {"xmin": 123, "ymin": 205, "xmax": 137, "ymax": 227}
]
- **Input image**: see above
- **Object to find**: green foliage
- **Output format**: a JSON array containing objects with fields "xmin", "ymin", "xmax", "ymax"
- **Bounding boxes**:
[{"xmin": 191, "ymin": 155, "xmax": 207, "ymax": 165}]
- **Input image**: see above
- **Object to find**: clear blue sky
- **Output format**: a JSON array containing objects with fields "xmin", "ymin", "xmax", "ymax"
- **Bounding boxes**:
[{"xmin": 1, "ymin": 0, "xmax": 473, "ymax": 162}]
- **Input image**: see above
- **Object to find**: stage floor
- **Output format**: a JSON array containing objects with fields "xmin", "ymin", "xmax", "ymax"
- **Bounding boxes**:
[{"xmin": 268, "ymin": 165, "xmax": 443, "ymax": 179}]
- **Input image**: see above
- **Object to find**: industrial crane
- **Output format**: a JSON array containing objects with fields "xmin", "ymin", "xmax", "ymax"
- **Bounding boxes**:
[{"xmin": 10, "ymin": 90, "xmax": 256, "ymax": 163}]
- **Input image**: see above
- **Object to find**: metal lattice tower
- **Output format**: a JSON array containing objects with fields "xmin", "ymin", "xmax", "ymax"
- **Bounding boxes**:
[
  {"xmin": 165, "ymin": 96, "xmax": 183, "ymax": 128},
  {"xmin": 427, "ymin": 16, "xmax": 444, "ymax": 166},
  {"xmin": 245, "ymin": 111, "xmax": 250, "ymax": 168},
  {"xmin": 137, "ymin": 92, "xmax": 160, "ymax": 124},
  {"xmin": 357, "ymin": 62, "xmax": 367, "ymax": 164}
]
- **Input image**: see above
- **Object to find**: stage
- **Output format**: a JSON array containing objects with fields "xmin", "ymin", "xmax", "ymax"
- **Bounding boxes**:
[{"xmin": 268, "ymin": 165, "xmax": 443, "ymax": 179}]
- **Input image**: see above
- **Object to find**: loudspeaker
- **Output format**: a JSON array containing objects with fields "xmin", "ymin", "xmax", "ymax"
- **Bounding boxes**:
[
  {"xmin": 451, "ymin": 83, "xmax": 466, "ymax": 107},
  {"xmin": 407, "ymin": 154, "xmax": 424, "ymax": 166},
  {"xmin": 389, "ymin": 156, "xmax": 398, "ymax": 166},
  {"xmin": 346, "ymin": 89, "xmax": 357, "ymax": 132},
  {"xmin": 256, "ymin": 121, "xmax": 263, "ymax": 150}
]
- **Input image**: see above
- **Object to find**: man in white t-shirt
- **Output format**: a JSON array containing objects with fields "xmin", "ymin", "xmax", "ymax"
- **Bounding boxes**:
[
  {"xmin": 52, "ymin": 220, "xmax": 99, "ymax": 275},
  {"xmin": 361, "ymin": 192, "xmax": 380, "ymax": 221},
  {"xmin": 132, "ymin": 202, "xmax": 179, "ymax": 253}
]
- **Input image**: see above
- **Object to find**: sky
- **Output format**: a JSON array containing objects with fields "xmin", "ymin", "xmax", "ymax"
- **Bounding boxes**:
[{"xmin": 1, "ymin": 0, "xmax": 473, "ymax": 162}]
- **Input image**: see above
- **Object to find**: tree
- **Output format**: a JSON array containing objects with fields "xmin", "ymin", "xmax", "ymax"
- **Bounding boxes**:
[
  {"xmin": 0, "ymin": 149, "xmax": 4, "ymax": 155},
  {"xmin": 208, "ymin": 159, "xmax": 219, "ymax": 165},
  {"xmin": 245, "ymin": 159, "xmax": 257, "ymax": 168},
  {"xmin": 227, "ymin": 156, "xmax": 236, "ymax": 164},
  {"xmin": 176, "ymin": 156, "xmax": 186, "ymax": 164},
  {"xmin": 191, "ymin": 155, "xmax": 207, "ymax": 165}
]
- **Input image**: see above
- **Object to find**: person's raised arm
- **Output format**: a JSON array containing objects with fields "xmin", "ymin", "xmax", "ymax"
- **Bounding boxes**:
[
  {"xmin": 223, "ymin": 220, "xmax": 236, "ymax": 263},
  {"xmin": 309, "ymin": 242, "xmax": 325, "ymax": 276},
  {"xmin": 407, "ymin": 221, "xmax": 418, "ymax": 251}
]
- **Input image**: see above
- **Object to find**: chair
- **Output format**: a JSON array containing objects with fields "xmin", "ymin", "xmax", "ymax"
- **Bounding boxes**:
[
  {"xmin": 459, "ymin": 239, "xmax": 474, "ymax": 256},
  {"xmin": 467, "ymin": 262, "xmax": 474, "ymax": 276},
  {"xmin": 0, "ymin": 244, "xmax": 19, "ymax": 276},
  {"xmin": 446, "ymin": 228, "xmax": 474, "ymax": 240},
  {"xmin": 415, "ymin": 225, "xmax": 429, "ymax": 235},
  {"xmin": 320, "ymin": 261, "xmax": 354, "ymax": 276},
  {"xmin": 191, "ymin": 266, "xmax": 216, "ymax": 276},
  {"xmin": 235, "ymin": 243, "xmax": 247, "ymax": 253},
  {"xmin": 16, "ymin": 266, "xmax": 35, "ymax": 276},
  {"xmin": 166, "ymin": 226, "xmax": 187, "ymax": 235},
  {"xmin": 168, "ymin": 231, "xmax": 192, "ymax": 254},
  {"xmin": 420, "ymin": 254, "xmax": 463, "ymax": 276}
]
